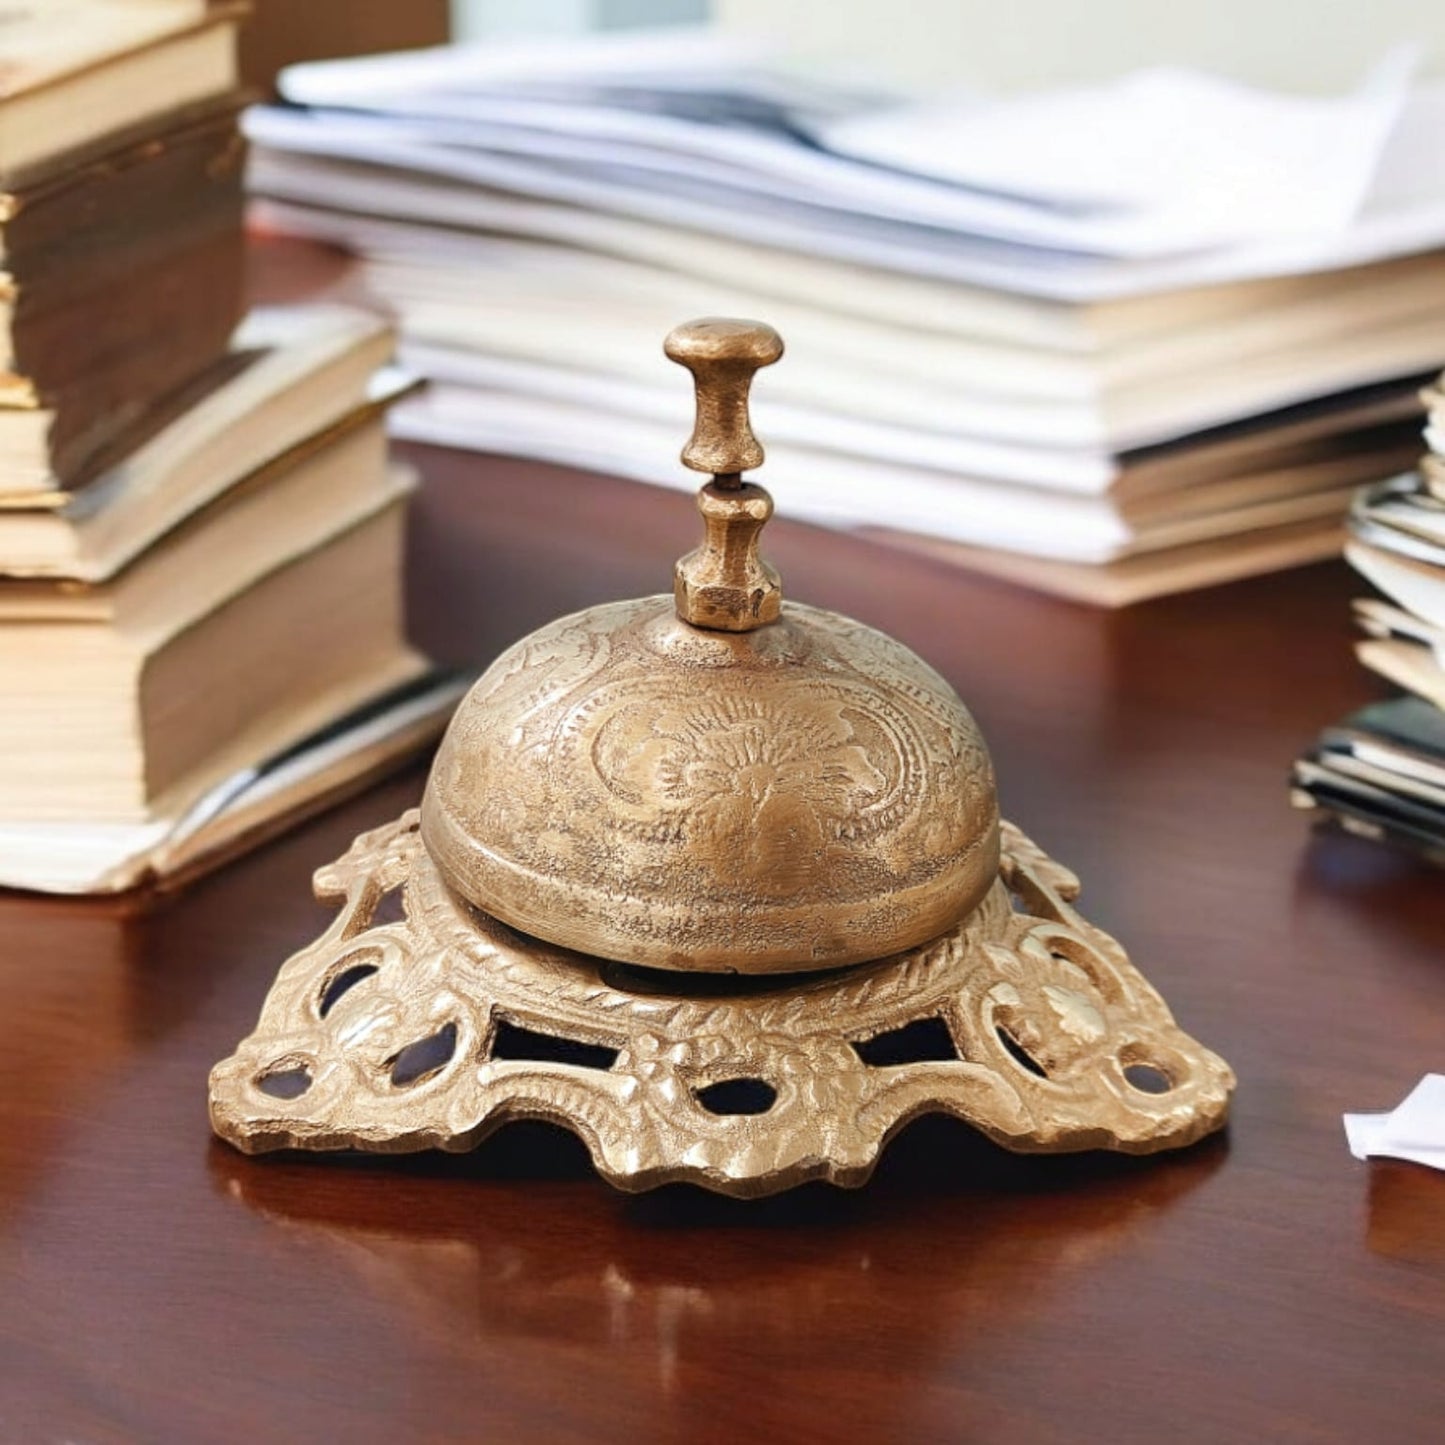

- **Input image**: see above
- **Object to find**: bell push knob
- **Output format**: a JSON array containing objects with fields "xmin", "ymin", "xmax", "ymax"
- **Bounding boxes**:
[
  {"xmin": 665, "ymin": 318, "xmax": 785, "ymax": 632},
  {"xmin": 665, "ymin": 317, "xmax": 783, "ymax": 478}
]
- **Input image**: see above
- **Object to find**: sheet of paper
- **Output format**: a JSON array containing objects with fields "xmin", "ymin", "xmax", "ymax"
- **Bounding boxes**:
[
  {"xmin": 269, "ymin": 31, "xmax": 1439, "ymax": 267},
  {"xmin": 245, "ymin": 80, "xmax": 1445, "ymax": 301},
  {"xmin": 820, "ymin": 53, "xmax": 1416, "ymax": 247},
  {"xmin": 1344, "ymin": 1074, "xmax": 1445, "ymax": 1169}
]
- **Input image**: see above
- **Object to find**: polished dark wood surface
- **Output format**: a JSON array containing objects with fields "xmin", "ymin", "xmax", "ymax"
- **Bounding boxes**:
[
  {"xmin": 237, "ymin": 0, "xmax": 449, "ymax": 97},
  {"xmin": 3, "ymin": 259, "xmax": 1444, "ymax": 1443}
]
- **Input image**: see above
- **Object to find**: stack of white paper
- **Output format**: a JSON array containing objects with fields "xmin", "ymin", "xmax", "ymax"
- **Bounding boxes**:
[
  {"xmin": 245, "ymin": 30, "xmax": 1445, "ymax": 603},
  {"xmin": 1289, "ymin": 370, "xmax": 1445, "ymax": 857}
]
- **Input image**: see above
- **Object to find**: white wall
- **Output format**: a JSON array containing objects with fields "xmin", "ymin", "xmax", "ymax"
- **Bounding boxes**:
[{"xmin": 714, "ymin": 0, "xmax": 1445, "ymax": 93}]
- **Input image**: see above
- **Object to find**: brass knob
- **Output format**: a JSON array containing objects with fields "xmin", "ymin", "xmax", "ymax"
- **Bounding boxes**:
[
  {"xmin": 666, "ymin": 318, "xmax": 784, "ymax": 633},
  {"xmin": 665, "ymin": 317, "xmax": 783, "ymax": 478}
]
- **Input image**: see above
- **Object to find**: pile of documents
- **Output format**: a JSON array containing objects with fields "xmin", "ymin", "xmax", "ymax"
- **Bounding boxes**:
[
  {"xmin": 0, "ymin": 2, "xmax": 461, "ymax": 894},
  {"xmin": 1291, "ymin": 373, "xmax": 1445, "ymax": 860},
  {"xmin": 244, "ymin": 30, "xmax": 1445, "ymax": 604}
]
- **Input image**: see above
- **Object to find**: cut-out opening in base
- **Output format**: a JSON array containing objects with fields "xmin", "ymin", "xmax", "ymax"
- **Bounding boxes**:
[
  {"xmin": 852, "ymin": 1015, "xmax": 959, "ymax": 1066},
  {"xmin": 996, "ymin": 1024, "xmax": 1049, "ymax": 1078},
  {"xmin": 490, "ymin": 1019, "xmax": 619, "ymax": 1071},
  {"xmin": 256, "ymin": 1064, "xmax": 313, "ymax": 1100},
  {"xmin": 371, "ymin": 884, "xmax": 406, "ymax": 927},
  {"xmin": 694, "ymin": 1078, "xmax": 777, "ymax": 1116},
  {"xmin": 389, "ymin": 1022, "xmax": 459, "ymax": 1087},
  {"xmin": 1123, "ymin": 1061, "xmax": 1174, "ymax": 1095},
  {"xmin": 596, "ymin": 955, "xmax": 859, "ymax": 998},
  {"xmin": 318, "ymin": 961, "xmax": 380, "ymax": 1018}
]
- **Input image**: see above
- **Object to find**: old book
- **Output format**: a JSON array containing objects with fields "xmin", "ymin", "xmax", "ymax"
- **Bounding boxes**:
[
  {"xmin": 1353, "ymin": 597, "xmax": 1445, "ymax": 650},
  {"xmin": 1422, "ymin": 453, "xmax": 1445, "ymax": 501},
  {"xmin": 0, "ymin": 306, "xmax": 400, "ymax": 575},
  {"xmin": 0, "ymin": 201, "xmax": 245, "ymax": 407},
  {"xmin": 1355, "ymin": 638, "xmax": 1445, "ymax": 711},
  {"xmin": 0, "ymin": 192, "xmax": 249, "ymax": 488},
  {"xmin": 0, "ymin": 94, "xmax": 247, "ymax": 412},
  {"xmin": 1290, "ymin": 760, "xmax": 1445, "ymax": 864},
  {"xmin": 1321, "ymin": 695, "xmax": 1445, "ymax": 794},
  {"xmin": 0, "ymin": 3, "xmax": 243, "ymax": 183},
  {"xmin": 0, "ymin": 668, "xmax": 469, "ymax": 895},
  {"xmin": 0, "ymin": 422, "xmax": 416, "ymax": 822},
  {"xmin": 1308, "ymin": 749, "xmax": 1445, "ymax": 811},
  {"xmin": 0, "ymin": 94, "xmax": 245, "ymax": 279},
  {"xmin": 1346, "ymin": 540, "xmax": 1445, "ymax": 631}
]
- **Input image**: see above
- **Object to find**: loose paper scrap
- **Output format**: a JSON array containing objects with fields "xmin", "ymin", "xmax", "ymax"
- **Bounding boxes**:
[{"xmin": 1344, "ymin": 1074, "xmax": 1445, "ymax": 1170}]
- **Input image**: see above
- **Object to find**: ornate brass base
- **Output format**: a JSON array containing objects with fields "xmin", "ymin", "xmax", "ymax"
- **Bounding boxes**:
[{"xmin": 209, "ymin": 813, "xmax": 1233, "ymax": 1197}]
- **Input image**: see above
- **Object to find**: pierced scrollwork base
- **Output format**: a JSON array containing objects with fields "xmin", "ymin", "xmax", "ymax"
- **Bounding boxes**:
[{"xmin": 209, "ymin": 813, "xmax": 1234, "ymax": 1197}]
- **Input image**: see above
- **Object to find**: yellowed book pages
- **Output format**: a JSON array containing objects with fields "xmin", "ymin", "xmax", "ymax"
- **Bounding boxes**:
[
  {"xmin": 0, "ymin": 327, "xmax": 403, "ymax": 582},
  {"xmin": 0, "ymin": 501, "xmax": 420, "ymax": 821},
  {"xmin": 1356, "ymin": 638, "xmax": 1445, "ymax": 711},
  {"xmin": 0, "ymin": 3, "xmax": 206, "ymax": 93},
  {"xmin": 1353, "ymin": 596, "xmax": 1445, "ymax": 649},
  {"xmin": 1346, "ymin": 539, "xmax": 1445, "ymax": 631},
  {"xmin": 1421, "ymin": 454, "xmax": 1445, "ymax": 501},
  {"xmin": 0, "ymin": 3, "xmax": 243, "ymax": 178},
  {"xmin": 0, "ymin": 432, "xmax": 412, "ymax": 629},
  {"xmin": 0, "ymin": 669, "xmax": 468, "ymax": 894},
  {"xmin": 150, "ymin": 675, "xmax": 465, "ymax": 895},
  {"xmin": 0, "ymin": 304, "xmax": 391, "ymax": 509}
]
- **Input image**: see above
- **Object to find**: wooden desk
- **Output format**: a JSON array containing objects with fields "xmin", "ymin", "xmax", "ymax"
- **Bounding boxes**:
[{"xmin": 2, "ymin": 306, "xmax": 1444, "ymax": 1442}]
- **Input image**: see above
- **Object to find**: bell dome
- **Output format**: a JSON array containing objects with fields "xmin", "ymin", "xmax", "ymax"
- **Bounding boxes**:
[{"xmin": 420, "ymin": 319, "xmax": 1000, "ymax": 972}]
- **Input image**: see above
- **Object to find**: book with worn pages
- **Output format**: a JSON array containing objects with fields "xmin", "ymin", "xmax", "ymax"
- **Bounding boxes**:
[
  {"xmin": 0, "ymin": 1, "xmax": 252, "ymax": 488},
  {"xmin": 1292, "ymin": 696, "xmax": 1445, "ymax": 864},
  {"xmin": 0, "ymin": 2, "xmax": 244, "ymax": 181},
  {"xmin": 0, "ymin": 95, "xmax": 250, "ymax": 485},
  {"xmin": 0, "ymin": 7, "xmax": 454, "ymax": 894},
  {"xmin": 0, "ymin": 306, "xmax": 400, "ymax": 567},
  {"xmin": 247, "ymin": 31, "xmax": 1445, "ymax": 603},
  {"xmin": 0, "ymin": 669, "xmax": 469, "ymax": 894},
  {"xmin": 1293, "ymin": 375, "xmax": 1445, "ymax": 860}
]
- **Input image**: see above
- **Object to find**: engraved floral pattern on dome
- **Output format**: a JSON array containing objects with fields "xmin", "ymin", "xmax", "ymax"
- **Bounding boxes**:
[
  {"xmin": 424, "ymin": 597, "xmax": 1002, "ymax": 970},
  {"xmin": 594, "ymin": 693, "xmax": 888, "ymax": 891}
]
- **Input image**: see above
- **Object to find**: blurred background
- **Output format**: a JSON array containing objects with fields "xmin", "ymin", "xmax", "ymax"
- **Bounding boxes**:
[
  {"xmin": 7, "ymin": 0, "xmax": 1445, "ymax": 879},
  {"xmin": 246, "ymin": 0, "xmax": 1445, "ymax": 92}
]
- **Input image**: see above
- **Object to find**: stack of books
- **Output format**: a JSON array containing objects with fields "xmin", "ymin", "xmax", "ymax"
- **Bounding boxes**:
[
  {"xmin": 0, "ymin": 2, "xmax": 462, "ymax": 894},
  {"xmin": 1292, "ymin": 374, "xmax": 1445, "ymax": 861},
  {"xmin": 241, "ymin": 31, "xmax": 1445, "ymax": 604}
]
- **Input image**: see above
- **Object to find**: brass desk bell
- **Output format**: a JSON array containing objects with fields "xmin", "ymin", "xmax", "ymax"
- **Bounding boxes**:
[{"xmin": 210, "ymin": 319, "xmax": 1234, "ymax": 1196}]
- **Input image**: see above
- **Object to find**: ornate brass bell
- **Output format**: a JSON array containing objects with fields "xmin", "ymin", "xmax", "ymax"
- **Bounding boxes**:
[
  {"xmin": 210, "ymin": 319, "xmax": 1233, "ymax": 1197},
  {"xmin": 424, "ymin": 319, "xmax": 999, "ymax": 974}
]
